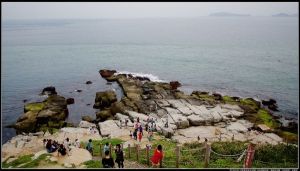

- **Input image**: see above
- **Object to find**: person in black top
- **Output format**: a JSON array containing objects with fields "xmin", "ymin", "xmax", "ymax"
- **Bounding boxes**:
[
  {"xmin": 57, "ymin": 144, "xmax": 67, "ymax": 156},
  {"xmin": 115, "ymin": 144, "xmax": 124, "ymax": 168},
  {"xmin": 102, "ymin": 150, "xmax": 114, "ymax": 168}
]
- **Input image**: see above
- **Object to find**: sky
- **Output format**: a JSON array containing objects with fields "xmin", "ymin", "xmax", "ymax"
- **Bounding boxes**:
[{"xmin": 2, "ymin": 2, "xmax": 299, "ymax": 20}]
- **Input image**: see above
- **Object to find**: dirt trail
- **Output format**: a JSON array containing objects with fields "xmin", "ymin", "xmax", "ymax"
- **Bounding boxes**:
[{"xmin": 92, "ymin": 156, "xmax": 148, "ymax": 168}]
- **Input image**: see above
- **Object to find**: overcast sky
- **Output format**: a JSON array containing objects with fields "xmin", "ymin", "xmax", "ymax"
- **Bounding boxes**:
[{"xmin": 2, "ymin": 2, "xmax": 299, "ymax": 20}]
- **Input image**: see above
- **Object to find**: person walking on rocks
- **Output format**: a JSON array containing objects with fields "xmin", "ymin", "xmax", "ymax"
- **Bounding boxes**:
[
  {"xmin": 86, "ymin": 139, "xmax": 93, "ymax": 155},
  {"xmin": 114, "ymin": 144, "xmax": 124, "ymax": 168},
  {"xmin": 74, "ymin": 138, "xmax": 80, "ymax": 148},
  {"xmin": 103, "ymin": 143, "xmax": 110, "ymax": 154},
  {"xmin": 151, "ymin": 144, "xmax": 163, "ymax": 168},
  {"xmin": 102, "ymin": 150, "xmax": 115, "ymax": 168},
  {"xmin": 133, "ymin": 129, "xmax": 138, "ymax": 141},
  {"xmin": 148, "ymin": 129, "xmax": 153, "ymax": 141},
  {"xmin": 64, "ymin": 138, "xmax": 71, "ymax": 156},
  {"xmin": 57, "ymin": 144, "xmax": 67, "ymax": 156},
  {"xmin": 125, "ymin": 119, "xmax": 128, "ymax": 128},
  {"xmin": 138, "ymin": 130, "xmax": 143, "ymax": 142}
]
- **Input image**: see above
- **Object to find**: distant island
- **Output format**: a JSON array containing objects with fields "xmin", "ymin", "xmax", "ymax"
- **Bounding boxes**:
[
  {"xmin": 272, "ymin": 13, "xmax": 298, "ymax": 17},
  {"xmin": 209, "ymin": 12, "xmax": 251, "ymax": 17}
]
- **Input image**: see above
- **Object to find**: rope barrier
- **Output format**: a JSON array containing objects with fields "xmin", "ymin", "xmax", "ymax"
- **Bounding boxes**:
[
  {"xmin": 210, "ymin": 148, "xmax": 246, "ymax": 157},
  {"xmin": 181, "ymin": 147, "xmax": 205, "ymax": 152}
]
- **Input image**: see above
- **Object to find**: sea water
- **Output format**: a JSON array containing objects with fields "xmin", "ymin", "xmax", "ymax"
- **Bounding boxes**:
[{"xmin": 2, "ymin": 17, "xmax": 299, "ymax": 144}]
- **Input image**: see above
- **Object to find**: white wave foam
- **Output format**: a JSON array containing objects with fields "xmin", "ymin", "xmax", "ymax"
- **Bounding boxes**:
[{"xmin": 116, "ymin": 71, "xmax": 167, "ymax": 82}]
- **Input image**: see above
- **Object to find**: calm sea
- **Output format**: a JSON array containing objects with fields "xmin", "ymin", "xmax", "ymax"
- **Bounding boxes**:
[{"xmin": 2, "ymin": 17, "xmax": 299, "ymax": 144}]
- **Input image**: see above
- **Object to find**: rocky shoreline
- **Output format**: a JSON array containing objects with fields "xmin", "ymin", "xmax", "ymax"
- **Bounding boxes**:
[{"xmin": 2, "ymin": 69, "xmax": 298, "ymax": 167}]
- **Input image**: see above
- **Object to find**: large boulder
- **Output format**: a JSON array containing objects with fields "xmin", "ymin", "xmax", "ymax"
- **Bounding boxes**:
[
  {"xmin": 14, "ymin": 94, "xmax": 69, "ymax": 133},
  {"xmin": 98, "ymin": 120, "xmax": 122, "ymax": 137},
  {"xmin": 93, "ymin": 91, "xmax": 117, "ymax": 109},
  {"xmin": 99, "ymin": 69, "xmax": 116, "ymax": 79}
]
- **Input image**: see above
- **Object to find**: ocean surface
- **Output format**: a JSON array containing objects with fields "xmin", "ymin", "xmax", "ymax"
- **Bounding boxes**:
[{"xmin": 2, "ymin": 17, "xmax": 299, "ymax": 144}]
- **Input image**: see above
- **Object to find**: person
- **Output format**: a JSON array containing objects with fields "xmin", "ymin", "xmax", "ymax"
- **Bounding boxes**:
[
  {"xmin": 145, "ymin": 123, "xmax": 148, "ymax": 132},
  {"xmin": 114, "ymin": 144, "xmax": 124, "ymax": 168},
  {"xmin": 119, "ymin": 120, "xmax": 122, "ymax": 129},
  {"xmin": 43, "ymin": 139, "xmax": 47, "ymax": 147},
  {"xmin": 102, "ymin": 150, "xmax": 115, "ymax": 168},
  {"xmin": 137, "ymin": 117, "xmax": 140, "ymax": 123},
  {"xmin": 86, "ymin": 139, "xmax": 93, "ymax": 155},
  {"xmin": 138, "ymin": 130, "xmax": 143, "ymax": 142},
  {"xmin": 148, "ymin": 129, "xmax": 153, "ymax": 141},
  {"xmin": 46, "ymin": 139, "xmax": 57, "ymax": 153},
  {"xmin": 129, "ymin": 131, "xmax": 132, "ymax": 139},
  {"xmin": 139, "ymin": 125, "xmax": 143, "ymax": 134},
  {"xmin": 197, "ymin": 136, "xmax": 200, "ymax": 141},
  {"xmin": 151, "ymin": 144, "xmax": 163, "ymax": 168},
  {"xmin": 133, "ymin": 129, "xmax": 138, "ymax": 141},
  {"xmin": 125, "ymin": 119, "xmax": 128, "ymax": 128},
  {"xmin": 103, "ymin": 142, "xmax": 110, "ymax": 155},
  {"xmin": 57, "ymin": 144, "xmax": 67, "ymax": 156},
  {"xmin": 64, "ymin": 138, "xmax": 71, "ymax": 156},
  {"xmin": 164, "ymin": 119, "xmax": 168, "ymax": 128},
  {"xmin": 74, "ymin": 138, "xmax": 80, "ymax": 148}
]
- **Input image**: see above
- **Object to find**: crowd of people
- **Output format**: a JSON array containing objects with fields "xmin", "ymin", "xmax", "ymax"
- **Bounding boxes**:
[{"xmin": 42, "ymin": 116, "xmax": 165, "ymax": 168}]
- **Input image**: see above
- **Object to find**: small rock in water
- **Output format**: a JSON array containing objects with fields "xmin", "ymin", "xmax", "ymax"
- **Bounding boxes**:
[
  {"xmin": 86, "ymin": 81, "xmax": 92, "ymax": 84},
  {"xmin": 86, "ymin": 104, "xmax": 91, "ymax": 106},
  {"xmin": 23, "ymin": 99, "xmax": 28, "ymax": 103},
  {"xmin": 75, "ymin": 89, "xmax": 82, "ymax": 92},
  {"xmin": 66, "ymin": 98, "xmax": 75, "ymax": 105}
]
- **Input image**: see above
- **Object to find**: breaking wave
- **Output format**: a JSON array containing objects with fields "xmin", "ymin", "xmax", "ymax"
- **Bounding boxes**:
[{"xmin": 116, "ymin": 71, "xmax": 167, "ymax": 82}]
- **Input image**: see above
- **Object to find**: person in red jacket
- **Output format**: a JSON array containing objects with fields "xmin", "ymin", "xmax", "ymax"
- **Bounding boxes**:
[{"xmin": 150, "ymin": 144, "xmax": 163, "ymax": 167}]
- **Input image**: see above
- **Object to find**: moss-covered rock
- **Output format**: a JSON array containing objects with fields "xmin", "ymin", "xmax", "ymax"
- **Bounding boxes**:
[
  {"xmin": 15, "ymin": 94, "xmax": 69, "ymax": 134},
  {"xmin": 239, "ymin": 98, "xmax": 261, "ymax": 113},
  {"xmin": 222, "ymin": 96, "xmax": 238, "ymax": 104},
  {"xmin": 93, "ymin": 91, "xmax": 117, "ymax": 109},
  {"xmin": 24, "ymin": 102, "xmax": 45, "ymax": 113},
  {"xmin": 96, "ymin": 109, "xmax": 113, "ymax": 120},
  {"xmin": 256, "ymin": 109, "xmax": 281, "ymax": 129}
]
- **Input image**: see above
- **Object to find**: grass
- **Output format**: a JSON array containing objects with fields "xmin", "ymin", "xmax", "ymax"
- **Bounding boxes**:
[
  {"xmin": 2, "ymin": 153, "xmax": 54, "ymax": 168},
  {"xmin": 2, "ymin": 154, "xmax": 33, "ymax": 168},
  {"xmin": 277, "ymin": 131, "xmax": 298, "ymax": 143},
  {"xmin": 256, "ymin": 109, "xmax": 280, "ymax": 129},
  {"xmin": 122, "ymin": 138, "xmax": 298, "ymax": 168},
  {"xmin": 83, "ymin": 160, "xmax": 101, "ymax": 168},
  {"xmin": 80, "ymin": 138, "xmax": 124, "ymax": 156}
]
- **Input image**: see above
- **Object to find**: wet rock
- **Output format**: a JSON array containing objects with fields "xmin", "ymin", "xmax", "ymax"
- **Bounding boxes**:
[
  {"xmin": 75, "ymin": 90, "xmax": 82, "ymax": 92},
  {"xmin": 96, "ymin": 109, "xmax": 113, "ymax": 120},
  {"xmin": 41, "ymin": 86, "xmax": 57, "ymax": 95},
  {"xmin": 268, "ymin": 104, "xmax": 279, "ymax": 111},
  {"xmin": 212, "ymin": 93, "xmax": 222, "ymax": 100},
  {"xmin": 86, "ymin": 81, "xmax": 92, "ymax": 84},
  {"xmin": 93, "ymin": 91, "xmax": 117, "ymax": 109},
  {"xmin": 110, "ymin": 101, "xmax": 126, "ymax": 115},
  {"xmin": 170, "ymin": 81, "xmax": 181, "ymax": 90},
  {"xmin": 23, "ymin": 99, "xmax": 28, "ymax": 103},
  {"xmin": 135, "ymin": 76, "xmax": 150, "ymax": 81},
  {"xmin": 66, "ymin": 98, "xmax": 75, "ymax": 105},
  {"xmin": 99, "ymin": 69, "xmax": 116, "ymax": 78},
  {"xmin": 81, "ymin": 115, "xmax": 94, "ymax": 123}
]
